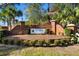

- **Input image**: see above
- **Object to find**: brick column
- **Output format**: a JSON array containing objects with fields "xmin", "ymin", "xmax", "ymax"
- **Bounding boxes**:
[{"xmin": 50, "ymin": 20, "xmax": 56, "ymax": 34}]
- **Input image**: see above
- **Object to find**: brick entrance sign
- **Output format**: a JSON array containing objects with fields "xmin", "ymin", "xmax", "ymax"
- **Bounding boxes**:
[{"xmin": 9, "ymin": 20, "xmax": 65, "ymax": 35}]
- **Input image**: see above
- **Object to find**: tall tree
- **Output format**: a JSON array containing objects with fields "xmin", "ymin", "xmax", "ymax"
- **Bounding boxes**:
[
  {"xmin": 0, "ymin": 3, "xmax": 22, "ymax": 30},
  {"xmin": 51, "ymin": 3, "xmax": 79, "ymax": 27},
  {"xmin": 26, "ymin": 3, "xmax": 48, "ymax": 25}
]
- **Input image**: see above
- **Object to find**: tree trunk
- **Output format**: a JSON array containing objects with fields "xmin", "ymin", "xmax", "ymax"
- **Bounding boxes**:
[{"xmin": 7, "ymin": 19, "xmax": 12, "ymax": 31}]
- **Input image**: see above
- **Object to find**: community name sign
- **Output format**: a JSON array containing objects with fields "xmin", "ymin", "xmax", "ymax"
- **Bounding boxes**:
[{"xmin": 30, "ymin": 28, "xmax": 46, "ymax": 34}]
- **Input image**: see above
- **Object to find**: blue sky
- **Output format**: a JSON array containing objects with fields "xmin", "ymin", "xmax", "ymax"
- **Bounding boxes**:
[{"xmin": 0, "ymin": 3, "xmax": 48, "ymax": 26}]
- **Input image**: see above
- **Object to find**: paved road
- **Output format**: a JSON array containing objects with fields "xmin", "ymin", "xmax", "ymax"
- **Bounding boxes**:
[{"xmin": 5, "ymin": 35, "xmax": 70, "ymax": 40}]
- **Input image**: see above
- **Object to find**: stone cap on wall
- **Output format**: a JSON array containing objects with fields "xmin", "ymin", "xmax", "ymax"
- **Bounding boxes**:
[
  {"xmin": 67, "ymin": 24, "xmax": 75, "ymax": 27},
  {"xmin": 50, "ymin": 20, "xmax": 56, "ymax": 22}
]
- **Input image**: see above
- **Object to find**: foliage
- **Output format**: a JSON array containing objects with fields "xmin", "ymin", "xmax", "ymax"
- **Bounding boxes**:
[
  {"xmin": 54, "ymin": 39, "xmax": 69, "ymax": 46},
  {"xmin": 8, "ymin": 40, "xmax": 14, "ymax": 45},
  {"xmin": 48, "ymin": 40, "xmax": 54, "ymax": 44},
  {"xmin": 70, "ymin": 36, "xmax": 78, "ymax": 44},
  {"xmin": 0, "ymin": 31, "xmax": 3, "ymax": 39},
  {"xmin": 26, "ymin": 3, "xmax": 48, "ymax": 25},
  {"xmin": 64, "ymin": 28, "xmax": 71, "ymax": 36},
  {"xmin": 0, "ymin": 4, "xmax": 22, "ymax": 30},
  {"xmin": 3, "ymin": 40, "xmax": 8, "ymax": 44},
  {"xmin": 23, "ymin": 40, "xmax": 32, "ymax": 46},
  {"xmin": 52, "ymin": 4, "xmax": 79, "ymax": 27},
  {"xmin": 0, "ymin": 30, "xmax": 10, "ymax": 38},
  {"xmin": 54, "ymin": 40, "xmax": 61, "ymax": 46},
  {"xmin": 0, "ymin": 39, "xmax": 72, "ymax": 47},
  {"xmin": 2, "ymin": 37, "xmax": 79, "ymax": 47},
  {"xmin": 30, "ymin": 40, "xmax": 37, "ymax": 46}
]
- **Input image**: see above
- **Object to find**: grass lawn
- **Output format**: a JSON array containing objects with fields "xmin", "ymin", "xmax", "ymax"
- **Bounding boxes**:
[{"xmin": 0, "ymin": 44, "xmax": 79, "ymax": 56}]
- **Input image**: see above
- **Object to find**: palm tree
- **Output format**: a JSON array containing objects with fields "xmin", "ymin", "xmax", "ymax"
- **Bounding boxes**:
[
  {"xmin": 0, "ymin": 4, "xmax": 22, "ymax": 30},
  {"xmin": 52, "ymin": 3, "xmax": 79, "ymax": 27}
]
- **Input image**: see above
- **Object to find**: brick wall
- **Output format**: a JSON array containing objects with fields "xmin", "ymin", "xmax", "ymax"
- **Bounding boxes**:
[
  {"xmin": 50, "ymin": 20, "xmax": 56, "ymax": 34},
  {"xmin": 56, "ymin": 24, "xmax": 65, "ymax": 35},
  {"xmin": 50, "ymin": 20, "xmax": 65, "ymax": 35},
  {"xmin": 10, "ymin": 21, "xmax": 29, "ymax": 35},
  {"xmin": 10, "ymin": 20, "xmax": 65, "ymax": 35}
]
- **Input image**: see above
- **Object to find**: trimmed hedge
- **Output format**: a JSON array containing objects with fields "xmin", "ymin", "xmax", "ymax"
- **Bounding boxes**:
[
  {"xmin": 1, "ymin": 35, "xmax": 78, "ymax": 47},
  {"xmin": 1, "ymin": 39, "xmax": 72, "ymax": 47}
]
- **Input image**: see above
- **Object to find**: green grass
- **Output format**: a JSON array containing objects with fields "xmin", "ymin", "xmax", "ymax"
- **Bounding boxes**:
[{"xmin": 0, "ymin": 45, "xmax": 79, "ymax": 56}]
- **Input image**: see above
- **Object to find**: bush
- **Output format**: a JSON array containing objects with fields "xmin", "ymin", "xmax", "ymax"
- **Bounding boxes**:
[
  {"xmin": 2, "ymin": 30, "xmax": 11, "ymax": 36},
  {"xmin": 0, "ymin": 30, "xmax": 11, "ymax": 43},
  {"xmin": 73, "ymin": 38, "xmax": 77, "ymax": 44},
  {"xmin": 54, "ymin": 40, "xmax": 61, "ymax": 46},
  {"xmin": 31, "ymin": 40, "xmax": 38, "ymax": 46},
  {"xmin": 61, "ymin": 40, "xmax": 69, "ymax": 46},
  {"xmin": 48, "ymin": 40, "xmax": 54, "ymax": 44},
  {"xmin": 9, "ymin": 40, "xmax": 15, "ymax": 45},
  {"xmin": 54, "ymin": 39, "xmax": 69, "ymax": 46},
  {"xmin": 23, "ymin": 40, "xmax": 32, "ymax": 46},
  {"xmin": 45, "ymin": 40, "xmax": 50, "ymax": 46},
  {"xmin": 3, "ymin": 40, "xmax": 8, "ymax": 44},
  {"xmin": 13, "ymin": 40, "xmax": 20, "ymax": 45},
  {"xmin": 77, "ymin": 37, "xmax": 79, "ymax": 43},
  {"xmin": 41, "ymin": 40, "xmax": 47, "ymax": 47},
  {"xmin": 64, "ymin": 28, "xmax": 71, "ymax": 36},
  {"xmin": 15, "ymin": 40, "xmax": 22, "ymax": 46},
  {"xmin": 0, "ymin": 38, "xmax": 76, "ymax": 47},
  {"xmin": 0, "ymin": 31, "xmax": 3, "ymax": 39},
  {"xmin": 37, "ymin": 40, "xmax": 46, "ymax": 47},
  {"xmin": 0, "ymin": 39, "xmax": 2, "ymax": 43},
  {"xmin": 70, "ymin": 37, "xmax": 77, "ymax": 44}
]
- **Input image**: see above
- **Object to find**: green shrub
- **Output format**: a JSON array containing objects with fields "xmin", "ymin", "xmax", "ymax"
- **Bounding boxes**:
[
  {"xmin": 13, "ymin": 40, "xmax": 17, "ymax": 45},
  {"xmin": 23, "ymin": 40, "xmax": 32, "ymax": 46},
  {"xmin": 70, "ymin": 37, "xmax": 77, "ymax": 44},
  {"xmin": 64, "ymin": 28, "xmax": 71, "ymax": 36},
  {"xmin": 39, "ymin": 40, "xmax": 50, "ymax": 47},
  {"xmin": 38, "ymin": 40, "xmax": 45, "ymax": 46},
  {"xmin": 61, "ymin": 40, "xmax": 68, "ymax": 46},
  {"xmin": 48, "ymin": 40, "xmax": 54, "ymax": 44},
  {"xmin": 0, "ymin": 39, "xmax": 2, "ymax": 43},
  {"xmin": 36, "ymin": 40, "xmax": 42, "ymax": 46},
  {"xmin": 54, "ymin": 40, "xmax": 61, "ymax": 46},
  {"xmin": 2, "ymin": 39, "xmax": 5, "ymax": 44},
  {"xmin": 73, "ymin": 38, "xmax": 77, "ymax": 44},
  {"xmin": 0, "ymin": 31, "xmax": 3, "ymax": 39},
  {"xmin": 42, "ymin": 40, "xmax": 49, "ymax": 47},
  {"xmin": 4, "ymin": 40, "xmax": 8, "ymax": 44},
  {"xmin": 47, "ymin": 40, "xmax": 55, "ymax": 46},
  {"xmin": 0, "ymin": 39, "xmax": 9, "ymax": 44},
  {"xmin": 0, "ymin": 38, "xmax": 77, "ymax": 47},
  {"xmin": 10, "ymin": 40, "xmax": 15, "ymax": 45},
  {"xmin": 15, "ymin": 40, "xmax": 22, "ymax": 46},
  {"xmin": 31, "ymin": 40, "xmax": 38, "ymax": 46},
  {"xmin": 54, "ymin": 39, "xmax": 69, "ymax": 46},
  {"xmin": 0, "ymin": 30, "xmax": 10, "ymax": 38},
  {"xmin": 77, "ymin": 37, "xmax": 79, "ymax": 43}
]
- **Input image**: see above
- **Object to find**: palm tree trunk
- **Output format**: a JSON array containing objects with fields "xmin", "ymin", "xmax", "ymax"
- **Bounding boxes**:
[{"xmin": 48, "ymin": 3, "xmax": 51, "ymax": 22}]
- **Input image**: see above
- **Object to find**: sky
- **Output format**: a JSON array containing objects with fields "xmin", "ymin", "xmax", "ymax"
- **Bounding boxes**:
[{"xmin": 0, "ymin": 3, "xmax": 48, "ymax": 26}]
